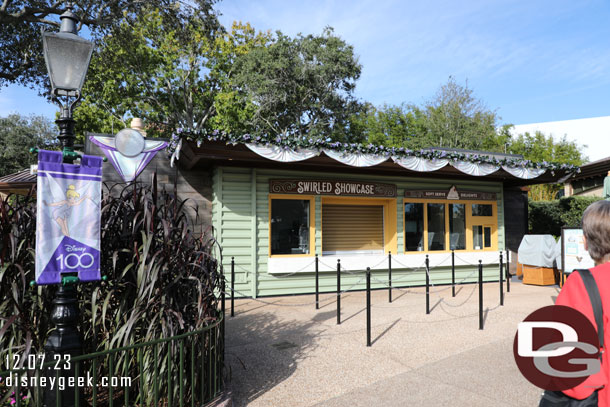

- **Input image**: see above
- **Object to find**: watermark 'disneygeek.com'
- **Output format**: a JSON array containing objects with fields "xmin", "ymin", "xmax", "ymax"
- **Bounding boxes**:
[
  {"xmin": 1, "ymin": 372, "xmax": 132, "ymax": 391},
  {"xmin": 1, "ymin": 354, "xmax": 132, "ymax": 391}
]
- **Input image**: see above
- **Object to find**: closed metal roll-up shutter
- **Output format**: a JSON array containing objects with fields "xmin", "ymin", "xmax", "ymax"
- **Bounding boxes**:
[{"xmin": 322, "ymin": 204, "xmax": 384, "ymax": 253}]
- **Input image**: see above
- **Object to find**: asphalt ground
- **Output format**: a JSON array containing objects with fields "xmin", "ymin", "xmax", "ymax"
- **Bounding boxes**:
[{"xmin": 225, "ymin": 278, "xmax": 557, "ymax": 406}]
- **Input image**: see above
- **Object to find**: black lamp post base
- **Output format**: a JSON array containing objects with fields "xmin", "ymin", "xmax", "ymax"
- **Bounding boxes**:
[{"xmin": 43, "ymin": 284, "xmax": 83, "ymax": 407}]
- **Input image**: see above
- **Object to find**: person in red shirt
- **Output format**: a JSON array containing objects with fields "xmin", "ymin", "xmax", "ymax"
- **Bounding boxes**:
[{"xmin": 555, "ymin": 200, "xmax": 610, "ymax": 404}]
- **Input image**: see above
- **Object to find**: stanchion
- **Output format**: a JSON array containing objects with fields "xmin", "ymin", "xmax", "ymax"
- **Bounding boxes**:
[
  {"xmin": 337, "ymin": 259, "xmax": 341, "ymax": 325},
  {"xmin": 231, "ymin": 257, "xmax": 235, "ymax": 317},
  {"xmin": 221, "ymin": 274, "xmax": 226, "ymax": 318},
  {"xmin": 451, "ymin": 249, "xmax": 456, "ymax": 297},
  {"xmin": 479, "ymin": 260, "xmax": 483, "ymax": 330},
  {"xmin": 366, "ymin": 267, "xmax": 371, "ymax": 347},
  {"xmin": 499, "ymin": 252, "xmax": 504, "ymax": 306},
  {"xmin": 315, "ymin": 254, "xmax": 319, "ymax": 310},
  {"xmin": 425, "ymin": 255, "xmax": 430, "ymax": 315},
  {"xmin": 388, "ymin": 251, "xmax": 392, "ymax": 303},
  {"xmin": 505, "ymin": 249, "xmax": 510, "ymax": 293}
]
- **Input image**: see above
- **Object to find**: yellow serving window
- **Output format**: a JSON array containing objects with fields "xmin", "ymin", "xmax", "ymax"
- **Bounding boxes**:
[
  {"xmin": 269, "ymin": 195, "xmax": 315, "ymax": 257},
  {"xmin": 321, "ymin": 196, "xmax": 397, "ymax": 256},
  {"xmin": 322, "ymin": 204, "xmax": 384, "ymax": 254},
  {"xmin": 404, "ymin": 199, "xmax": 497, "ymax": 253}
]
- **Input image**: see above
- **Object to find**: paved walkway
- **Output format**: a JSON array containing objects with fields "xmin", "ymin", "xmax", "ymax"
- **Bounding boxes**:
[{"xmin": 225, "ymin": 279, "xmax": 558, "ymax": 406}]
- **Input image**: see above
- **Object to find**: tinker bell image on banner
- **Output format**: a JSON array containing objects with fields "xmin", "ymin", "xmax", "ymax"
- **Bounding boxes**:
[
  {"xmin": 44, "ymin": 184, "xmax": 92, "ymax": 237},
  {"xmin": 35, "ymin": 150, "xmax": 103, "ymax": 285}
]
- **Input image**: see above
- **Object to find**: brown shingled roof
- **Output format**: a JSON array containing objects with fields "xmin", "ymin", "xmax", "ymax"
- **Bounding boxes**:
[
  {"xmin": 568, "ymin": 156, "xmax": 610, "ymax": 182},
  {"xmin": 0, "ymin": 169, "xmax": 36, "ymax": 195}
]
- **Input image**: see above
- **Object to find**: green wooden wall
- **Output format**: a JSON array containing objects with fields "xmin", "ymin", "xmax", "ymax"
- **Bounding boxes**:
[{"xmin": 213, "ymin": 166, "xmax": 506, "ymax": 297}]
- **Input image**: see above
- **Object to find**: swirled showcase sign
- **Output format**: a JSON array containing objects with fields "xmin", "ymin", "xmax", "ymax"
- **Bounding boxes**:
[
  {"xmin": 270, "ymin": 179, "xmax": 396, "ymax": 197},
  {"xmin": 35, "ymin": 150, "xmax": 103, "ymax": 285}
]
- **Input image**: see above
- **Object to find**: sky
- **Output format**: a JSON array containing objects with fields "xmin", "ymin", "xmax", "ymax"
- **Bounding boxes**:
[{"xmin": 2, "ymin": 0, "xmax": 610, "ymax": 160}]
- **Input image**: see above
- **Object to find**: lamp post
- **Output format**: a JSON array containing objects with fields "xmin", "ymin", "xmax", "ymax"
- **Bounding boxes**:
[{"xmin": 41, "ymin": 5, "xmax": 93, "ymax": 407}]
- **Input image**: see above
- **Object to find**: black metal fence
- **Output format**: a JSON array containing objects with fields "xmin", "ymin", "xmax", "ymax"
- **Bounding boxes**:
[{"xmin": 0, "ymin": 313, "xmax": 224, "ymax": 407}]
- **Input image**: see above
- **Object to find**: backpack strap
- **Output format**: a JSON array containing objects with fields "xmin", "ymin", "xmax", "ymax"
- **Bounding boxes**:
[{"xmin": 577, "ymin": 269, "xmax": 604, "ymax": 351}]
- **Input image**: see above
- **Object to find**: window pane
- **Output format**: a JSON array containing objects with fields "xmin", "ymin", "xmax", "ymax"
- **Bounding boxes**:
[
  {"xmin": 449, "ymin": 204, "xmax": 466, "ymax": 250},
  {"xmin": 473, "ymin": 225, "xmax": 483, "ymax": 250},
  {"xmin": 271, "ymin": 200, "xmax": 310, "ymax": 255},
  {"xmin": 404, "ymin": 203, "xmax": 424, "ymax": 251},
  {"xmin": 472, "ymin": 204, "xmax": 493, "ymax": 216},
  {"xmin": 484, "ymin": 226, "xmax": 492, "ymax": 248},
  {"xmin": 427, "ymin": 203, "xmax": 445, "ymax": 251}
]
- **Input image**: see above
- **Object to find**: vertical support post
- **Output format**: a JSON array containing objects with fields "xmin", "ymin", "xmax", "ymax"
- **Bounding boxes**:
[
  {"xmin": 561, "ymin": 228, "xmax": 566, "ymax": 287},
  {"xmin": 505, "ymin": 249, "xmax": 510, "ymax": 293},
  {"xmin": 250, "ymin": 168, "xmax": 258, "ymax": 299},
  {"xmin": 425, "ymin": 255, "xmax": 430, "ymax": 315},
  {"xmin": 366, "ymin": 267, "xmax": 371, "ymax": 347},
  {"xmin": 315, "ymin": 254, "xmax": 319, "ymax": 310},
  {"xmin": 499, "ymin": 252, "xmax": 504, "ymax": 306},
  {"xmin": 230, "ymin": 257, "xmax": 235, "ymax": 318},
  {"xmin": 451, "ymin": 249, "xmax": 456, "ymax": 297},
  {"xmin": 479, "ymin": 260, "xmax": 483, "ymax": 330},
  {"xmin": 43, "ymin": 284, "xmax": 82, "ymax": 407},
  {"xmin": 337, "ymin": 259, "xmax": 341, "ymax": 325},
  {"xmin": 221, "ymin": 274, "xmax": 226, "ymax": 319},
  {"xmin": 388, "ymin": 251, "xmax": 392, "ymax": 303}
]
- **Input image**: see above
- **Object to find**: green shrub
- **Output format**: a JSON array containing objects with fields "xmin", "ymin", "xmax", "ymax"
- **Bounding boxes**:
[
  {"xmin": 528, "ymin": 195, "xmax": 604, "ymax": 235},
  {"xmin": 559, "ymin": 196, "xmax": 603, "ymax": 227},
  {"xmin": 528, "ymin": 200, "xmax": 562, "ymax": 236}
]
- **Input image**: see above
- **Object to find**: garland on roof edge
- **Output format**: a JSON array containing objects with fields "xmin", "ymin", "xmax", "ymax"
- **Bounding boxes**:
[{"xmin": 168, "ymin": 129, "xmax": 579, "ymax": 173}]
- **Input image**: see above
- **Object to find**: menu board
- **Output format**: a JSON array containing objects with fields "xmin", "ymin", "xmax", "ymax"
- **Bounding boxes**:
[{"xmin": 562, "ymin": 228, "xmax": 595, "ymax": 274}]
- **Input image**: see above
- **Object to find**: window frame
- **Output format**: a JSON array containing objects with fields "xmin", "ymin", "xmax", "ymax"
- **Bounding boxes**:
[
  {"xmin": 268, "ymin": 194, "xmax": 316, "ymax": 258},
  {"xmin": 403, "ymin": 198, "xmax": 498, "ymax": 254}
]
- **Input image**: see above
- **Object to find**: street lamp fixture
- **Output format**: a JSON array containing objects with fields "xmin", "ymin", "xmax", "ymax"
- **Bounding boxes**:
[{"xmin": 42, "ymin": 4, "xmax": 94, "ymax": 160}]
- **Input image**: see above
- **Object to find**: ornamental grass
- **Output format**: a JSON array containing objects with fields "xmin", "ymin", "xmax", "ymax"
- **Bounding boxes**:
[{"xmin": 0, "ymin": 174, "xmax": 223, "ymax": 405}]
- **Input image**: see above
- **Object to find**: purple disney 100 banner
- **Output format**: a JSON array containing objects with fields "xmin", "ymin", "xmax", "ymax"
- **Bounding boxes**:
[{"xmin": 35, "ymin": 150, "xmax": 103, "ymax": 285}]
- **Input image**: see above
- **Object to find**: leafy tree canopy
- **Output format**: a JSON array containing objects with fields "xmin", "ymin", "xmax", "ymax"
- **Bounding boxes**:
[
  {"xmin": 414, "ymin": 76, "xmax": 498, "ymax": 150},
  {"xmin": 0, "ymin": 113, "xmax": 57, "ymax": 176},
  {"xmin": 355, "ymin": 77, "xmax": 585, "ymax": 167},
  {"xmin": 231, "ymin": 27, "xmax": 363, "ymax": 142},
  {"xmin": 74, "ymin": 15, "xmax": 269, "ymax": 141},
  {"xmin": 0, "ymin": 0, "xmax": 218, "ymax": 90},
  {"xmin": 507, "ymin": 130, "xmax": 586, "ymax": 201},
  {"xmin": 508, "ymin": 131, "xmax": 586, "ymax": 166},
  {"xmin": 352, "ymin": 78, "xmax": 501, "ymax": 151},
  {"xmin": 348, "ymin": 102, "xmax": 421, "ymax": 147}
]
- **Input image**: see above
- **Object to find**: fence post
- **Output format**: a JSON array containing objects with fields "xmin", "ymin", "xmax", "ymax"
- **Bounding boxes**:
[
  {"xmin": 221, "ymin": 272, "xmax": 226, "ymax": 376},
  {"xmin": 479, "ymin": 260, "xmax": 483, "ymax": 330},
  {"xmin": 337, "ymin": 259, "xmax": 341, "ymax": 325},
  {"xmin": 425, "ymin": 255, "xmax": 430, "ymax": 315},
  {"xmin": 315, "ymin": 254, "xmax": 319, "ymax": 310},
  {"xmin": 388, "ymin": 251, "xmax": 392, "ymax": 303},
  {"xmin": 451, "ymin": 249, "xmax": 456, "ymax": 297},
  {"xmin": 231, "ymin": 257, "xmax": 235, "ymax": 318},
  {"xmin": 499, "ymin": 252, "xmax": 504, "ymax": 306},
  {"xmin": 367, "ymin": 267, "xmax": 371, "ymax": 347},
  {"xmin": 505, "ymin": 249, "xmax": 510, "ymax": 293}
]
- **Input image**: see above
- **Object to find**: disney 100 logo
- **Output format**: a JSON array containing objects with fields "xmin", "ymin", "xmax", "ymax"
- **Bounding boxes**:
[{"xmin": 56, "ymin": 244, "xmax": 94, "ymax": 270}]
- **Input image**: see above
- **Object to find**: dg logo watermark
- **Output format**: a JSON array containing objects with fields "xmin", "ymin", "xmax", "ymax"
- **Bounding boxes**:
[{"xmin": 513, "ymin": 305, "xmax": 600, "ymax": 390}]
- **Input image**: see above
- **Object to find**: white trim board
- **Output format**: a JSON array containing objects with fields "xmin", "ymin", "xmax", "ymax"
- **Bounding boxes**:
[{"xmin": 268, "ymin": 251, "xmax": 504, "ymax": 274}]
